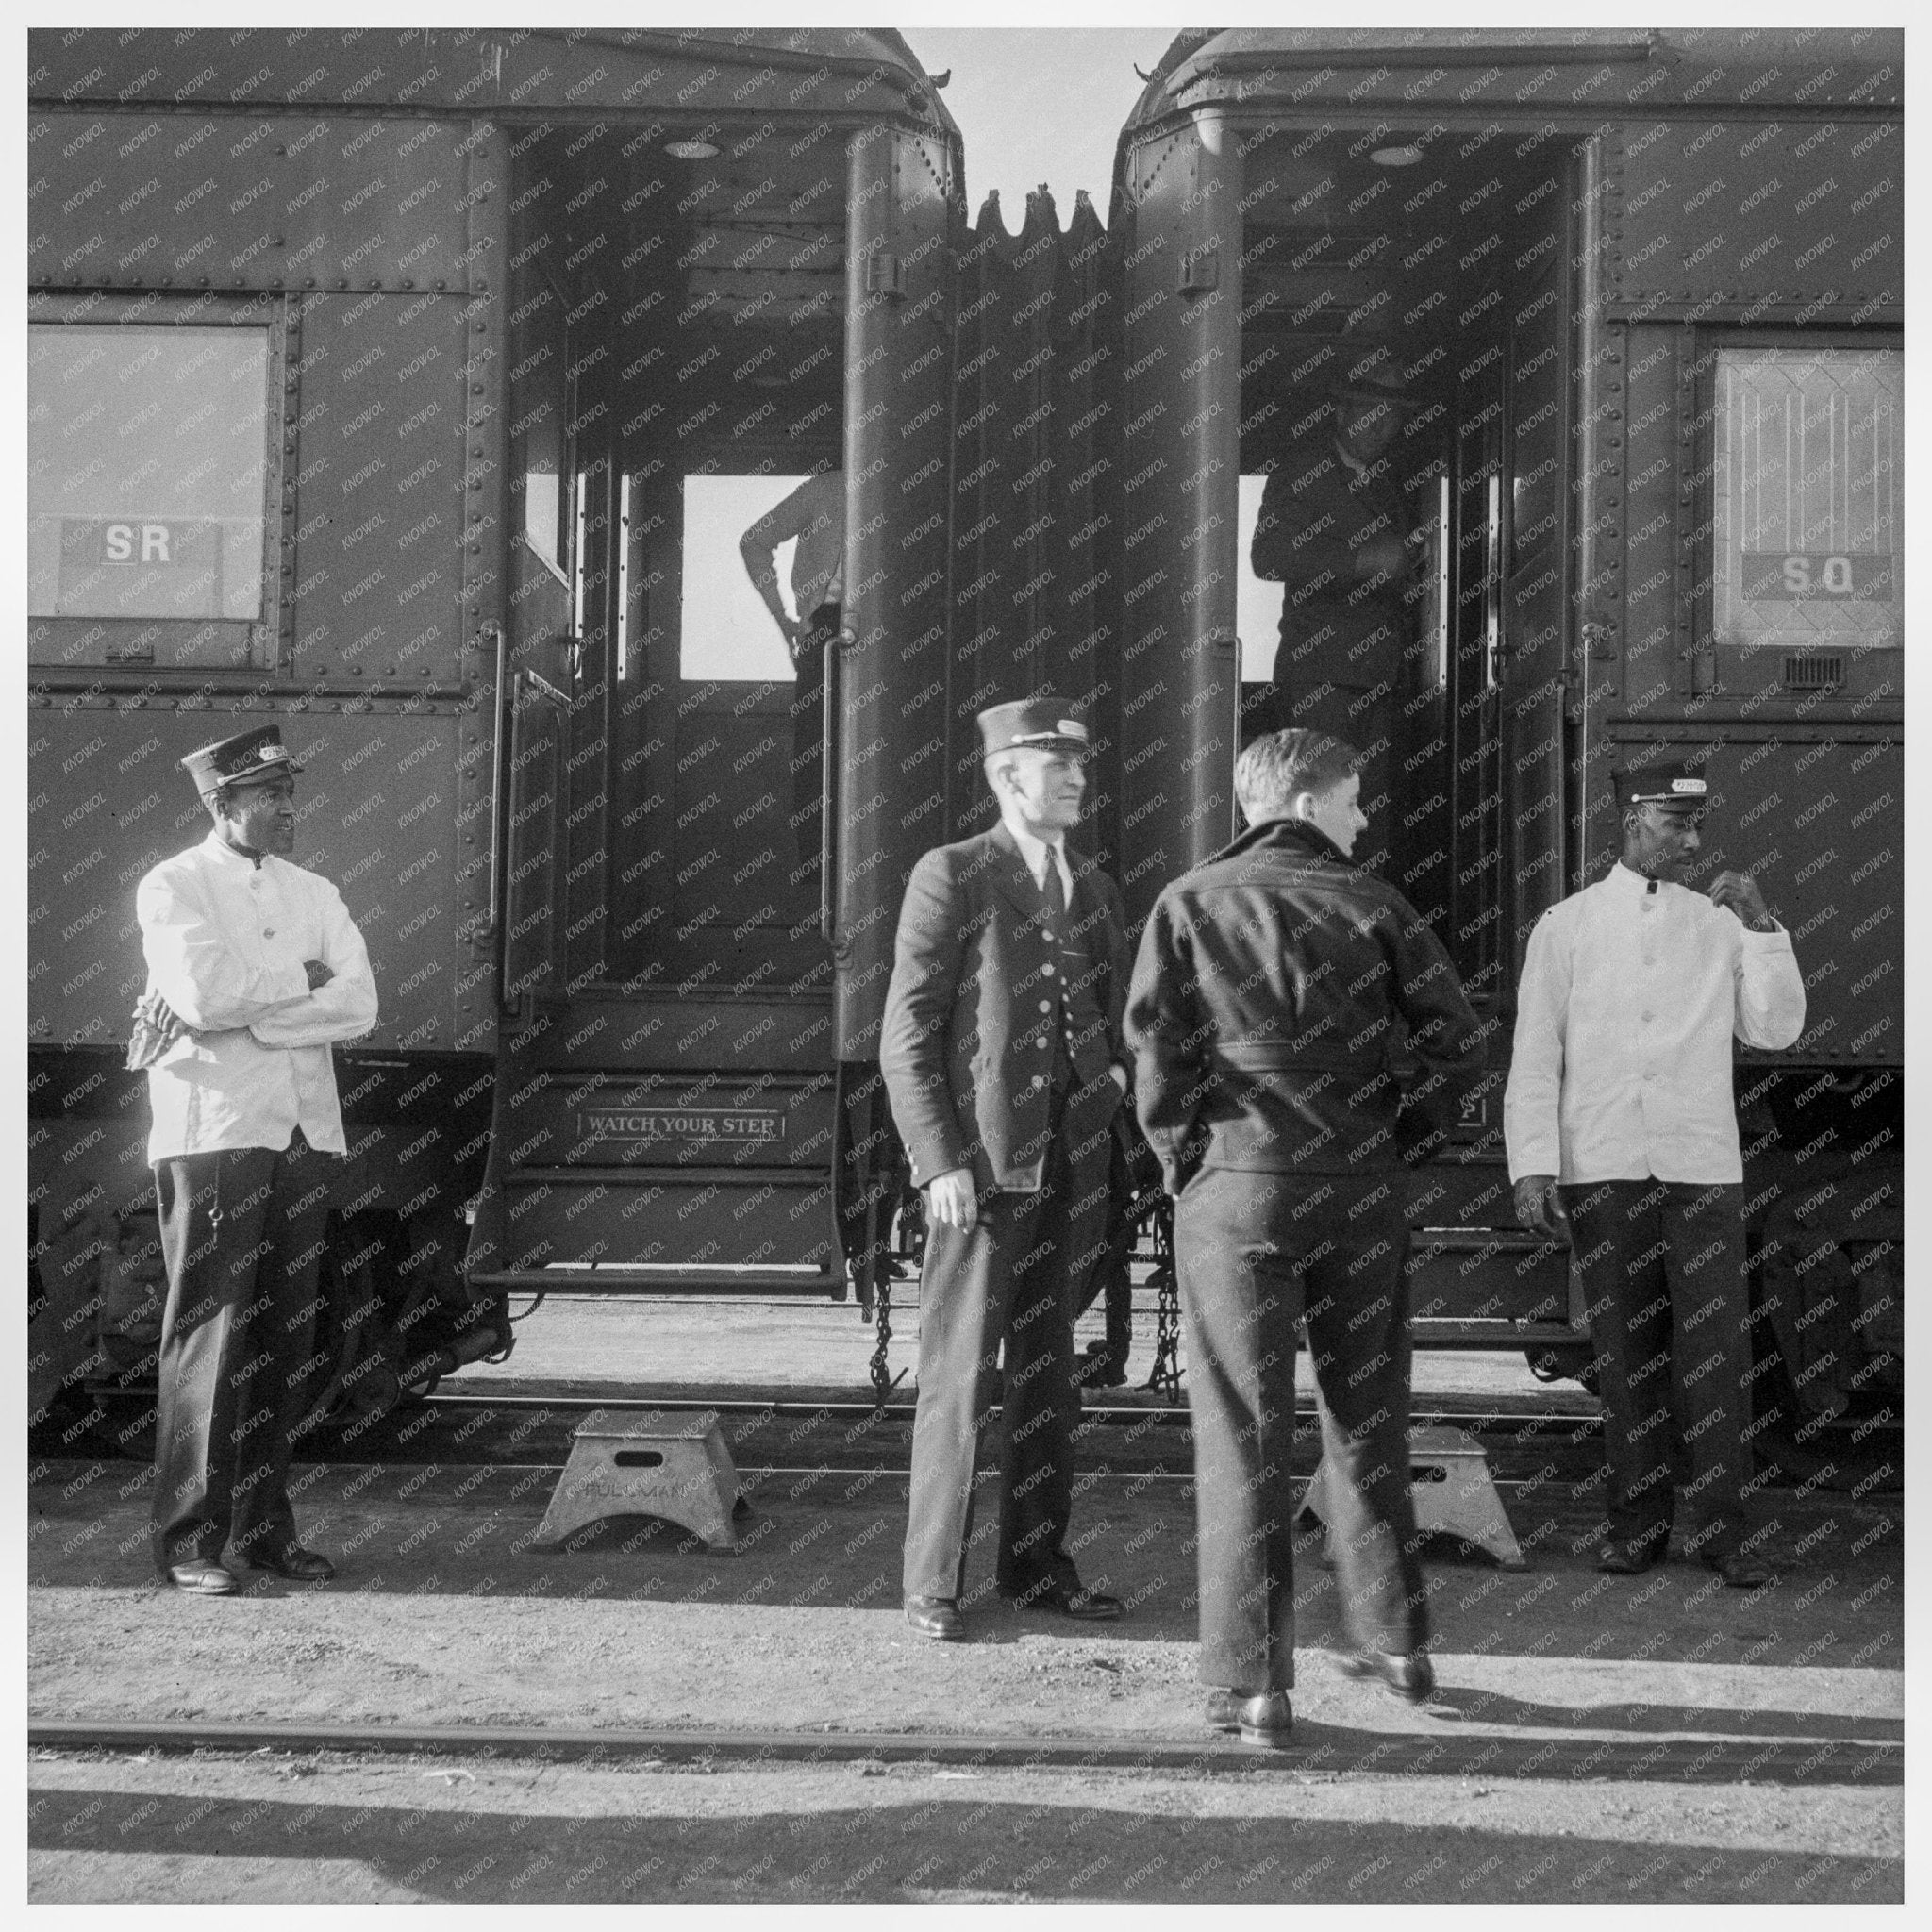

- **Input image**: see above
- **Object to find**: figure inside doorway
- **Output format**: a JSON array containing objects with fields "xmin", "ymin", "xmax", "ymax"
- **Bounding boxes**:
[
  {"xmin": 740, "ymin": 468, "xmax": 844, "ymax": 885},
  {"xmin": 1248, "ymin": 347, "xmax": 1420, "ymax": 849}
]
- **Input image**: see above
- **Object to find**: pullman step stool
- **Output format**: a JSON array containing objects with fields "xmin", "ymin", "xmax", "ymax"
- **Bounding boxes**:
[
  {"xmin": 535, "ymin": 1408, "xmax": 746, "ymax": 1552},
  {"xmin": 1301, "ymin": 1424, "xmax": 1527, "ymax": 1570}
]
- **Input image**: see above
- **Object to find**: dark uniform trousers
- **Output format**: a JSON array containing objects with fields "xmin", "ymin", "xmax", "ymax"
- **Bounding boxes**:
[
  {"xmin": 902, "ymin": 1066, "xmax": 1118, "ymax": 1605},
  {"xmin": 1175, "ymin": 1168, "xmax": 1427, "ymax": 1691},
  {"xmin": 150, "ymin": 1132, "xmax": 333, "ymax": 1572},
  {"xmin": 1564, "ymin": 1178, "xmax": 1754, "ymax": 1563}
]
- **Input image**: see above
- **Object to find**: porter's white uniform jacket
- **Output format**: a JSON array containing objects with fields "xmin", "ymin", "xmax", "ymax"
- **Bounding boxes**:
[
  {"xmin": 1504, "ymin": 861, "xmax": 1806, "ymax": 1186},
  {"xmin": 137, "ymin": 833, "xmax": 378, "ymax": 1164}
]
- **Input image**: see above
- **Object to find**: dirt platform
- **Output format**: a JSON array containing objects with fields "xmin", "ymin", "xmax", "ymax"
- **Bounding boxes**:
[
  {"xmin": 30, "ymin": 1301, "xmax": 1902, "ymax": 1902},
  {"xmin": 29, "ymin": 1451, "xmax": 1902, "ymax": 1755}
]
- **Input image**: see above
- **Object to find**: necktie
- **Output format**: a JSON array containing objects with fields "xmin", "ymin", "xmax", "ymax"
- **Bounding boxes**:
[{"xmin": 1042, "ymin": 853, "xmax": 1066, "ymax": 931}]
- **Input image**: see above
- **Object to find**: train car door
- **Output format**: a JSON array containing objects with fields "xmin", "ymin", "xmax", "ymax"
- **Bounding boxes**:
[
  {"xmin": 466, "ymin": 104, "xmax": 956, "ymax": 1297},
  {"xmin": 1490, "ymin": 135, "xmax": 1587, "ymax": 1000},
  {"xmin": 498, "ymin": 249, "xmax": 579, "ymax": 1007},
  {"xmin": 1427, "ymin": 131, "xmax": 1591, "ymax": 1008}
]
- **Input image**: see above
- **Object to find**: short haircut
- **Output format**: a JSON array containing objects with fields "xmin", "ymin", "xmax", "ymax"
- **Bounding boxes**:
[
  {"xmin": 983, "ymin": 747, "xmax": 1025, "ymax": 791},
  {"xmin": 1235, "ymin": 729, "xmax": 1359, "ymax": 819}
]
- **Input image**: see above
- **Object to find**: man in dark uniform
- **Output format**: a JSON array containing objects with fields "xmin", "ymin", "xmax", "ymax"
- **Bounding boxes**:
[
  {"xmin": 880, "ymin": 698, "xmax": 1132, "ymax": 1639},
  {"xmin": 740, "ymin": 468, "xmax": 843, "ymax": 881},
  {"xmin": 1125, "ymin": 728, "xmax": 1484, "ymax": 1743},
  {"xmin": 1507, "ymin": 760, "xmax": 1806, "ymax": 1588},
  {"xmin": 1249, "ymin": 347, "xmax": 1420, "ymax": 846},
  {"xmin": 133, "ymin": 727, "xmax": 378, "ymax": 1594}
]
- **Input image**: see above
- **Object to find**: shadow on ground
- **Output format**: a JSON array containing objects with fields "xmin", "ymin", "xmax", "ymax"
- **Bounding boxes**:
[{"xmin": 26, "ymin": 1779, "xmax": 1903, "ymax": 1904}]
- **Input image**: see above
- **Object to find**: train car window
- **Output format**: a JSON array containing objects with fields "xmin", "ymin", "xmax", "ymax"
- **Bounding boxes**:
[
  {"xmin": 1712, "ymin": 346, "xmax": 1903, "ymax": 657},
  {"xmin": 515, "ymin": 269, "xmax": 575, "ymax": 591},
  {"xmin": 28, "ymin": 324, "xmax": 269, "ymax": 627},
  {"xmin": 1235, "ymin": 475, "xmax": 1286, "ymax": 688},
  {"xmin": 680, "ymin": 474, "xmax": 808, "ymax": 681}
]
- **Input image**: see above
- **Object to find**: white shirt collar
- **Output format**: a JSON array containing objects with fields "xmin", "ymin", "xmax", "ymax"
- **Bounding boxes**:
[{"xmin": 1004, "ymin": 817, "xmax": 1072, "ymax": 897}]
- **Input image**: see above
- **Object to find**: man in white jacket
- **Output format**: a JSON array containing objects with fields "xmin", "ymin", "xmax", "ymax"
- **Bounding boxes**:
[
  {"xmin": 136, "ymin": 727, "xmax": 378, "ymax": 1594},
  {"xmin": 1504, "ymin": 760, "xmax": 1806, "ymax": 1588}
]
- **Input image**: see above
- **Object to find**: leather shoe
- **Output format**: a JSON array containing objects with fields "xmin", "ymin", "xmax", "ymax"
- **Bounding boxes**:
[
  {"xmin": 1006, "ymin": 1578, "xmax": 1124, "ymax": 1621},
  {"xmin": 1597, "ymin": 1540, "xmax": 1666, "ymax": 1576},
  {"xmin": 904, "ymin": 1593, "xmax": 965, "ymax": 1641},
  {"xmin": 1205, "ymin": 1688, "xmax": 1292, "ymax": 1746},
  {"xmin": 1707, "ymin": 1550, "xmax": 1771, "ymax": 1589},
  {"xmin": 1341, "ymin": 1649, "xmax": 1437, "ymax": 1705},
  {"xmin": 245, "ymin": 1544, "xmax": 336, "ymax": 1581},
  {"xmin": 164, "ymin": 1558, "xmax": 239, "ymax": 1596},
  {"xmin": 1075, "ymin": 1343, "xmax": 1129, "ymax": 1390}
]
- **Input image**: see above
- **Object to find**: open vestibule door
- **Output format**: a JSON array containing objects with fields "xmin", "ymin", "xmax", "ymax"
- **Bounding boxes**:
[{"xmin": 464, "ymin": 111, "xmax": 956, "ymax": 1301}]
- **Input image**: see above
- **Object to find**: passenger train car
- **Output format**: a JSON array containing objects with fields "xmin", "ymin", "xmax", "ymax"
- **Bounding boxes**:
[
  {"xmin": 26, "ymin": 26, "xmax": 1903, "ymax": 1441},
  {"xmin": 1100, "ymin": 28, "xmax": 1904, "ymax": 1420}
]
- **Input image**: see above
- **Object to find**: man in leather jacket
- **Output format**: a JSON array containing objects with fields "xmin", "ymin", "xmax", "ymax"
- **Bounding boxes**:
[{"xmin": 1124, "ymin": 727, "xmax": 1485, "ymax": 1743}]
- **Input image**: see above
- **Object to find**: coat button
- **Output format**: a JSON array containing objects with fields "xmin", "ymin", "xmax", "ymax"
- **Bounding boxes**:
[
  {"xmin": 1037, "ymin": 1037, "xmax": 1050, "ymax": 1050},
  {"xmin": 1039, "ymin": 999, "xmax": 1052, "ymax": 1013},
  {"xmin": 1041, "ymin": 963, "xmax": 1056, "ymax": 978},
  {"xmin": 1031, "ymin": 1074, "xmax": 1046, "ymax": 1090}
]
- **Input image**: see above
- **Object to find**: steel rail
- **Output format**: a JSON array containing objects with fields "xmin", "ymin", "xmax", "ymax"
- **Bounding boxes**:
[
  {"xmin": 76, "ymin": 1380, "xmax": 1614, "ymax": 1442},
  {"xmin": 25, "ymin": 1718, "xmax": 1903, "ymax": 1785},
  {"xmin": 407, "ymin": 1391, "xmax": 1607, "ymax": 1434},
  {"xmin": 261, "ymin": 1459, "xmax": 1591, "ymax": 1491}
]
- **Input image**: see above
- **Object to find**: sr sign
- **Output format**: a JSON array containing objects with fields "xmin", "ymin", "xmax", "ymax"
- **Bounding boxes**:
[
  {"xmin": 102, "ymin": 523, "xmax": 179, "ymax": 564},
  {"xmin": 57, "ymin": 517, "xmax": 223, "ymax": 618}
]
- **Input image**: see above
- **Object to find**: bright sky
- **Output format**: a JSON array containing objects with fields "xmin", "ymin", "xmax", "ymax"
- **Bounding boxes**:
[{"xmin": 905, "ymin": 27, "xmax": 1178, "ymax": 228}]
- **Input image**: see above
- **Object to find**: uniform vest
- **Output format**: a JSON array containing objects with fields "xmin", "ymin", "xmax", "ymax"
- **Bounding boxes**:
[{"xmin": 1042, "ymin": 869, "xmax": 1112, "ymax": 1091}]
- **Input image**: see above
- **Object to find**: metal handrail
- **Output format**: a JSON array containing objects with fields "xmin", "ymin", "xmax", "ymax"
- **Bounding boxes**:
[
  {"xmin": 819, "ymin": 627, "xmax": 848, "ymax": 947},
  {"xmin": 484, "ymin": 621, "xmax": 507, "ymax": 944}
]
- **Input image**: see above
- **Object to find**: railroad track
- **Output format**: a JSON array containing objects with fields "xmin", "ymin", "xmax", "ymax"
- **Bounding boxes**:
[
  {"xmin": 25, "ymin": 1717, "xmax": 1904, "ymax": 1786},
  {"xmin": 71, "ymin": 1378, "xmax": 1899, "ymax": 1495},
  {"xmin": 75, "ymin": 1381, "xmax": 1610, "ymax": 1483}
]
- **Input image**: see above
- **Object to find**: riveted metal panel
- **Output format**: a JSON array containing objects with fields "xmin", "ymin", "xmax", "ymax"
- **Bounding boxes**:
[
  {"xmin": 1614, "ymin": 323, "xmax": 1684, "ymax": 713},
  {"xmin": 501, "ymin": 674, "xmax": 569, "ymax": 1006},
  {"xmin": 1128, "ymin": 28, "xmax": 1902, "ymax": 125},
  {"xmin": 831, "ymin": 124, "xmax": 959, "ymax": 1060},
  {"xmin": 493, "ymin": 1174, "xmax": 838, "ymax": 1272},
  {"xmin": 286, "ymin": 289, "xmax": 470, "ymax": 688},
  {"xmin": 947, "ymin": 190, "xmax": 1125, "ymax": 868},
  {"xmin": 453, "ymin": 120, "xmax": 510, "ymax": 1042},
  {"xmin": 303, "ymin": 709, "xmax": 468, "ymax": 1053},
  {"xmin": 29, "ymin": 112, "xmax": 475, "ymax": 295},
  {"xmin": 1114, "ymin": 111, "xmax": 1244, "ymax": 931},
  {"xmin": 28, "ymin": 27, "xmax": 947, "ymax": 132},
  {"xmin": 1599, "ymin": 730, "xmax": 1902, "ymax": 1067},
  {"xmin": 948, "ymin": 193, "xmax": 1055, "ymax": 839},
  {"xmin": 1602, "ymin": 120, "xmax": 1902, "ymax": 323},
  {"xmin": 25, "ymin": 707, "xmax": 465, "ymax": 1054}
]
